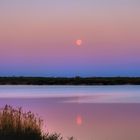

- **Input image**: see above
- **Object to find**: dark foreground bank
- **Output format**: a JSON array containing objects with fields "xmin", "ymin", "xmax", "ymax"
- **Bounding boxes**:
[
  {"xmin": 0, "ymin": 77, "xmax": 140, "ymax": 85},
  {"xmin": 0, "ymin": 105, "xmax": 75, "ymax": 140}
]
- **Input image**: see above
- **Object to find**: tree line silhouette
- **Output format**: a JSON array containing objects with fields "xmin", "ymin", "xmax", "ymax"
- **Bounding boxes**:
[{"xmin": 0, "ymin": 77, "xmax": 140, "ymax": 85}]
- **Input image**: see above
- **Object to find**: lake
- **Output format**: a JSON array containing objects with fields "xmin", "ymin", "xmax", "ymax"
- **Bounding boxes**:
[{"xmin": 0, "ymin": 85, "xmax": 140, "ymax": 140}]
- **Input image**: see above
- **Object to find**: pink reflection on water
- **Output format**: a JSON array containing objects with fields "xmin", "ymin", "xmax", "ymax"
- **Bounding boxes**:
[
  {"xmin": 0, "ymin": 86, "xmax": 140, "ymax": 140},
  {"xmin": 76, "ymin": 115, "xmax": 82, "ymax": 126}
]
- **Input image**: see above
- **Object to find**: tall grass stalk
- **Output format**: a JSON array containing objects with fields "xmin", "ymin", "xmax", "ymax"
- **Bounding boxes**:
[{"xmin": 0, "ymin": 105, "xmax": 75, "ymax": 140}]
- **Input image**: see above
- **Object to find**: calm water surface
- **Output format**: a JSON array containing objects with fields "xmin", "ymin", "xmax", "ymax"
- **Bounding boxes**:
[{"xmin": 0, "ymin": 85, "xmax": 140, "ymax": 140}]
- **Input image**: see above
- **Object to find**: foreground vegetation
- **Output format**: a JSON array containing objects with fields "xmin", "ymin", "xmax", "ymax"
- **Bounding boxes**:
[
  {"xmin": 0, "ymin": 77, "xmax": 140, "ymax": 85},
  {"xmin": 0, "ymin": 105, "xmax": 75, "ymax": 140}
]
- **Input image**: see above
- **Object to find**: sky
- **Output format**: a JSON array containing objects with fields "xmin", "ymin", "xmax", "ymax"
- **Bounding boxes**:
[{"xmin": 0, "ymin": 0, "xmax": 140, "ymax": 77}]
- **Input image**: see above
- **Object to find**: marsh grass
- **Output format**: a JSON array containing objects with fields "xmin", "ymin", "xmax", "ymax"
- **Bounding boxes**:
[{"xmin": 0, "ymin": 105, "xmax": 75, "ymax": 140}]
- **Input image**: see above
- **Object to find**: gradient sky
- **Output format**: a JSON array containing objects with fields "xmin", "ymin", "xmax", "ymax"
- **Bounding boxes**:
[{"xmin": 0, "ymin": 0, "xmax": 140, "ymax": 77}]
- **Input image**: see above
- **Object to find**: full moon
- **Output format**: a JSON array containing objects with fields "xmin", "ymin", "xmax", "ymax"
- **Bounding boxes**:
[{"xmin": 76, "ymin": 39, "xmax": 82, "ymax": 46}]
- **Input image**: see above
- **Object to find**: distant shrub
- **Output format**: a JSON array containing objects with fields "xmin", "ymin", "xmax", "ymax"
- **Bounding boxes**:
[{"xmin": 0, "ymin": 105, "xmax": 75, "ymax": 140}]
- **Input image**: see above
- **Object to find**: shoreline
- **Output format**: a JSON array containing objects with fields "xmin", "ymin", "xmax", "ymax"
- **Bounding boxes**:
[{"xmin": 0, "ymin": 77, "xmax": 140, "ymax": 85}]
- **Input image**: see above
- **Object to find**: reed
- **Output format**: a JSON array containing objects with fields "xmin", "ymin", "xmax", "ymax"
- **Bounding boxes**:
[{"xmin": 0, "ymin": 105, "xmax": 75, "ymax": 140}]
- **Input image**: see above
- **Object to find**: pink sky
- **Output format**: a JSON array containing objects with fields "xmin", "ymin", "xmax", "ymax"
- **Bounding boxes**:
[{"xmin": 0, "ymin": 0, "xmax": 140, "ymax": 76}]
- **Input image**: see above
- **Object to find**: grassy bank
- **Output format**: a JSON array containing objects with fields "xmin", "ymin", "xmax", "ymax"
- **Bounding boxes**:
[{"xmin": 0, "ymin": 105, "xmax": 75, "ymax": 140}]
